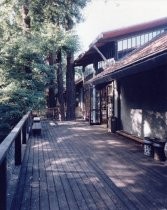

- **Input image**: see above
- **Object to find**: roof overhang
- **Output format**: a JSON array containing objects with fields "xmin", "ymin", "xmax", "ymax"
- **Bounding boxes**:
[
  {"xmin": 89, "ymin": 17, "xmax": 167, "ymax": 49},
  {"xmin": 74, "ymin": 48, "xmax": 98, "ymax": 67},
  {"xmin": 74, "ymin": 17, "xmax": 167, "ymax": 67},
  {"xmin": 92, "ymin": 52, "xmax": 167, "ymax": 86}
]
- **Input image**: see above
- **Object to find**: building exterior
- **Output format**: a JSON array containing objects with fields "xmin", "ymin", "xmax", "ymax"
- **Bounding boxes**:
[
  {"xmin": 74, "ymin": 17, "xmax": 167, "ymax": 140},
  {"xmin": 91, "ymin": 31, "xmax": 167, "ymax": 139}
]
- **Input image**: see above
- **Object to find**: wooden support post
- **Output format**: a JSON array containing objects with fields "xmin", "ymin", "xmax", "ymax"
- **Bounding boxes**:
[
  {"xmin": 27, "ymin": 117, "xmax": 30, "ymax": 139},
  {"xmin": 0, "ymin": 158, "xmax": 7, "ymax": 210},
  {"xmin": 15, "ymin": 131, "xmax": 22, "ymax": 165},
  {"xmin": 29, "ymin": 114, "xmax": 33, "ymax": 133},
  {"xmin": 27, "ymin": 115, "xmax": 30, "ymax": 133},
  {"xmin": 22, "ymin": 121, "xmax": 27, "ymax": 144},
  {"xmin": 27, "ymin": 113, "xmax": 32, "ymax": 137}
]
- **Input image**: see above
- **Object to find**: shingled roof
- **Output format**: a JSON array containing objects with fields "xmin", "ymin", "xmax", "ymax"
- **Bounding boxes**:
[
  {"xmin": 89, "ymin": 17, "xmax": 167, "ymax": 48},
  {"xmin": 75, "ymin": 17, "xmax": 167, "ymax": 66},
  {"xmin": 89, "ymin": 31, "xmax": 167, "ymax": 85}
]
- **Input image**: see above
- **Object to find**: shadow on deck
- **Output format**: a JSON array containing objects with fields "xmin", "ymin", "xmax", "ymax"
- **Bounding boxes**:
[{"xmin": 10, "ymin": 120, "xmax": 167, "ymax": 210}]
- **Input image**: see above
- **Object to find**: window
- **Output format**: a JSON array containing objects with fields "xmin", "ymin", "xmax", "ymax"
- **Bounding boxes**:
[
  {"xmin": 98, "ymin": 60, "xmax": 107, "ymax": 69},
  {"xmin": 136, "ymin": 36, "xmax": 141, "ymax": 46},
  {"xmin": 131, "ymin": 37, "xmax": 136, "ymax": 48},
  {"xmin": 160, "ymin": 29, "xmax": 164, "ymax": 33},
  {"xmin": 140, "ymin": 34, "xmax": 145, "ymax": 45},
  {"xmin": 148, "ymin": 32, "xmax": 153, "ymax": 41},
  {"xmin": 153, "ymin": 31, "xmax": 157, "ymax": 37},
  {"xmin": 118, "ymin": 40, "xmax": 123, "ymax": 51},
  {"xmin": 127, "ymin": 38, "xmax": 132, "ymax": 49},
  {"xmin": 122, "ymin": 39, "xmax": 128, "ymax": 50},
  {"xmin": 144, "ymin": 33, "xmax": 149, "ymax": 43},
  {"xmin": 84, "ymin": 64, "xmax": 94, "ymax": 77},
  {"xmin": 156, "ymin": 30, "xmax": 160, "ymax": 35}
]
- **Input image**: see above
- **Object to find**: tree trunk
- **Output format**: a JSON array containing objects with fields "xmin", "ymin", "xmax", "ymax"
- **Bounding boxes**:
[
  {"xmin": 65, "ymin": 11, "xmax": 76, "ymax": 120},
  {"xmin": 66, "ymin": 52, "xmax": 75, "ymax": 120},
  {"xmin": 21, "ymin": 5, "xmax": 32, "ymax": 73},
  {"xmin": 46, "ymin": 53, "xmax": 56, "ymax": 108},
  {"xmin": 57, "ymin": 50, "xmax": 65, "ymax": 121},
  {"xmin": 21, "ymin": 5, "xmax": 31, "ymax": 34},
  {"xmin": 47, "ymin": 87, "xmax": 56, "ymax": 108}
]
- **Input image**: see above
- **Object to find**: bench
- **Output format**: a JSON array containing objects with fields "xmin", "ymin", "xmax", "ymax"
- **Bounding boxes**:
[
  {"xmin": 32, "ymin": 122, "xmax": 42, "ymax": 135},
  {"xmin": 33, "ymin": 117, "xmax": 41, "ymax": 122},
  {"xmin": 116, "ymin": 130, "xmax": 143, "ymax": 144}
]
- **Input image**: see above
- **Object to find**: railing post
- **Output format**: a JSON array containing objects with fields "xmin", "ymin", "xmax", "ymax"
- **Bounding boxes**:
[
  {"xmin": 15, "ymin": 131, "xmax": 22, "ymax": 165},
  {"xmin": 28, "ymin": 112, "xmax": 32, "ymax": 135},
  {"xmin": 0, "ymin": 158, "xmax": 7, "ymax": 210},
  {"xmin": 26, "ymin": 113, "xmax": 32, "ymax": 139},
  {"xmin": 22, "ymin": 120, "xmax": 27, "ymax": 144}
]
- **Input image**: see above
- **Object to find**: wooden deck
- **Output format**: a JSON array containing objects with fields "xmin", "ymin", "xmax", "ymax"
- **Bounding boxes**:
[{"xmin": 10, "ymin": 120, "xmax": 167, "ymax": 210}]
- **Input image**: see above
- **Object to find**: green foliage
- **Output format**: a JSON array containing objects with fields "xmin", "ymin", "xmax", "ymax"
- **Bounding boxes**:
[
  {"xmin": 0, "ymin": 0, "xmax": 90, "ymax": 137},
  {"xmin": 27, "ymin": 0, "xmax": 90, "ymax": 28},
  {"xmin": 0, "ymin": 103, "xmax": 22, "ymax": 141},
  {"xmin": 0, "ymin": 31, "xmax": 48, "ymax": 132}
]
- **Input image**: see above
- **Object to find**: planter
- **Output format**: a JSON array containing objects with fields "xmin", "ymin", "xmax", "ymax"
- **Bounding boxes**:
[
  {"xmin": 164, "ymin": 142, "xmax": 167, "ymax": 158},
  {"xmin": 111, "ymin": 117, "xmax": 117, "ymax": 133},
  {"xmin": 153, "ymin": 141, "xmax": 166, "ymax": 161},
  {"xmin": 144, "ymin": 137, "xmax": 154, "ymax": 157}
]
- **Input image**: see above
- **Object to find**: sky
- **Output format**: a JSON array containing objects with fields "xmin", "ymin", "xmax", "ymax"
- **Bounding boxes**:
[{"xmin": 75, "ymin": 0, "xmax": 167, "ymax": 52}]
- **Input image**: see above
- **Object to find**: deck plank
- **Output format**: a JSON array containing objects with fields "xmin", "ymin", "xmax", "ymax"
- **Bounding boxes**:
[
  {"xmin": 10, "ymin": 120, "xmax": 167, "ymax": 210},
  {"xmin": 21, "ymin": 130, "xmax": 35, "ymax": 210},
  {"xmin": 31, "ymin": 135, "xmax": 40, "ymax": 210},
  {"xmin": 41, "ymin": 130, "xmax": 60, "ymax": 210},
  {"xmin": 46, "ymin": 126, "xmax": 88, "ymax": 210}
]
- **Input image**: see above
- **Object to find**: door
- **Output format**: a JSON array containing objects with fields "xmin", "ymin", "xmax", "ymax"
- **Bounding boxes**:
[
  {"xmin": 101, "ymin": 87, "xmax": 108, "ymax": 124},
  {"xmin": 90, "ymin": 86, "xmax": 101, "ymax": 125},
  {"xmin": 107, "ymin": 83, "xmax": 114, "ymax": 131}
]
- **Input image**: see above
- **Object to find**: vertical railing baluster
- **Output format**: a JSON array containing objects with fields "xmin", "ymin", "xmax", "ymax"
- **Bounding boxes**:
[
  {"xmin": 27, "ymin": 112, "xmax": 32, "ymax": 137},
  {"xmin": 0, "ymin": 158, "xmax": 7, "ymax": 210},
  {"xmin": 15, "ymin": 131, "xmax": 22, "ymax": 165},
  {"xmin": 27, "ymin": 115, "xmax": 30, "ymax": 139},
  {"xmin": 22, "ymin": 120, "xmax": 27, "ymax": 144},
  {"xmin": 30, "ymin": 111, "xmax": 33, "ymax": 133}
]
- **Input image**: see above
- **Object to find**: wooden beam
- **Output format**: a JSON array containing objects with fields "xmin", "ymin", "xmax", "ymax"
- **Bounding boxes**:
[
  {"xmin": 93, "ymin": 45, "xmax": 108, "ymax": 62},
  {"xmin": 116, "ymin": 130, "xmax": 144, "ymax": 144}
]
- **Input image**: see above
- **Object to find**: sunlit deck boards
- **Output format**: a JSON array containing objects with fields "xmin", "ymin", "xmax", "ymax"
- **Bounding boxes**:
[{"xmin": 11, "ymin": 120, "xmax": 167, "ymax": 210}]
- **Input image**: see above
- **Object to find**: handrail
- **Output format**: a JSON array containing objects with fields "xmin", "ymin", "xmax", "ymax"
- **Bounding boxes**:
[
  {"xmin": 33, "ymin": 107, "xmax": 60, "ymax": 119},
  {"xmin": 0, "ymin": 111, "xmax": 32, "ymax": 210},
  {"xmin": 0, "ymin": 111, "xmax": 31, "ymax": 165}
]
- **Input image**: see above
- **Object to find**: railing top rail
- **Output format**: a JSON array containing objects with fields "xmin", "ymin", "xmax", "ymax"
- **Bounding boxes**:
[{"xmin": 0, "ymin": 111, "xmax": 31, "ymax": 165}]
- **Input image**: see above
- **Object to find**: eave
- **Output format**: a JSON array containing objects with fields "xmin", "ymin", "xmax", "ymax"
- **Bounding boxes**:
[{"xmin": 92, "ymin": 51, "xmax": 167, "ymax": 86}]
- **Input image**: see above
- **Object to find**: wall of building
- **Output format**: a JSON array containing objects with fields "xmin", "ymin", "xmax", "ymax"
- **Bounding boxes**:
[{"xmin": 119, "ymin": 67, "xmax": 167, "ymax": 140}]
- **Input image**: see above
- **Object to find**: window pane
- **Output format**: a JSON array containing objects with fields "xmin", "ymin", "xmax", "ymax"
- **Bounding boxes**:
[
  {"xmin": 123, "ymin": 39, "xmax": 128, "ymax": 50},
  {"xmin": 136, "ymin": 36, "xmax": 141, "ymax": 46},
  {"xmin": 153, "ymin": 31, "xmax": 157, "ymax": 37},
  {"xmin": 140, "ymin": 34, "xmax": 145, "ymax": 45},
  {"xmin": 127, "ymin": 38, "xmax": 132, "ymax": 49},
  {"xmin": 132, "ymin": 37, "xmax": 136, "ymax": 48},
  {"xmin": 144, "ymin": 33, "xmax": 149, "ymax": 43},
  {"xmin": 118, "ymin": 40, "xmax": 122, "ymax": 51},
  {"xmin": 148, "ymin": 32, "xmax": 153, "ymax": 40}
]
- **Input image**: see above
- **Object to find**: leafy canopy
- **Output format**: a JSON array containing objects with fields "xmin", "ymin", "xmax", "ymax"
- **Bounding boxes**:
[{"xmin": 0, "ymin": 0, "xmax": 89, "ymax": 135}]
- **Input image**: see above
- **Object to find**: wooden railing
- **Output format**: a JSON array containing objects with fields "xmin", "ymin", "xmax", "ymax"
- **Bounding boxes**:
[
  {"xmin": 0, "ymin": 111, "xmax": 32, "ymax": 210},
  {"xmin": 33, "ymin": 107, "xmax": 60, "ymax": 120}
]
